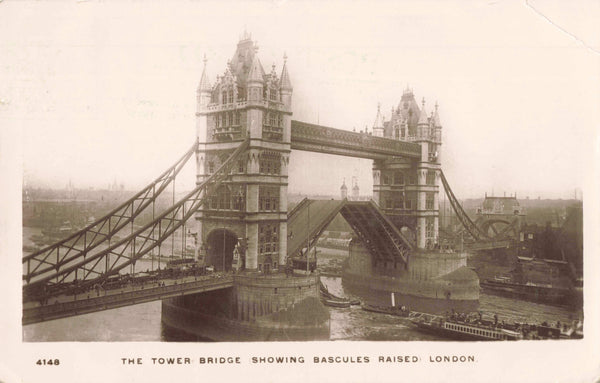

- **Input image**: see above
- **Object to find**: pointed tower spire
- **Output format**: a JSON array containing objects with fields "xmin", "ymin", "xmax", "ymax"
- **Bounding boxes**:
[
  {"xmin": 372, "ymin": 102, "xmax": 384, "ymax": 137},
  {"xmin": 247, "ymin": 48, "xmax": 265, "ymax": 84},
  {"xmin": 418, "ymin": 97, "xmax": 429, "ymax": 125},
  {"xmin": 280, "ymin": 52, "xmax": 293, "ymax": 91},
  {"xmin": 432, "ymin": 101, "xmax": 442, "ymax": 127},
  {"xmin": 197, "ymin": 54, "xmax": 211, "ymax": 93}
]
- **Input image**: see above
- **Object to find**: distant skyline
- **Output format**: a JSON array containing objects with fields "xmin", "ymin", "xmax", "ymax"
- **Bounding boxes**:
[{"xmin": 3, "ymin": 1, "xmax": 599, "ymax": 200}]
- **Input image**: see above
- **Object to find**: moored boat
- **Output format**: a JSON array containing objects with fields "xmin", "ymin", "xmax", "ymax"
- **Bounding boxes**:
[
  {"xmin": 322, "ymin": 299, "xmax": 351, "ymax": 308},
  {"xmin": 361, "ymin": 304, "xmax": 410, "ymax": 317},
  {"xmin": 480, "ymin": 276, "xmax": 572, "ymax": 306}
]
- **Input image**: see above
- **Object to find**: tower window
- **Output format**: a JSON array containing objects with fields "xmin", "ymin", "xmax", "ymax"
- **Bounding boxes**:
[
  {"xmin": 258, "ymin": 223, "xmax": 279, "ymax": 257},
  {"xmin": 234, "ymin": 111, "xmax": 241, "ymax": 126},
  {"xmin": 425, "ymin": 217, "xmax": 435, "ymax": 241},
  {"xmin": 426, "ymin": 192, "xmax": 434, "ymax": 210},
  {"xmin": 259, "ymin": 186, "xmax": 280, "ymax": 212},
  {"xmin": 382, "ymin": 173, "xmax": 390, "ymax": 185},
  {"xmin": 259, "ymin": 152, "xmax": 281, "ymax": 175},
  {"xmin": 393, "ymin": 171, "xmax": 404, "ymax": 185},
  {"xmin": 426, "ymin": 170, "xmax": 436, "ymax": 185},
  {"xmin": 222, "ymin": 91, "xmax": 227, "ymax": 104}
]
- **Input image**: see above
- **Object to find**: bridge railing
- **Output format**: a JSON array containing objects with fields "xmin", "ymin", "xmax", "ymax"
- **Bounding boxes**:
[{"xmin": 23, "ymin": 275, "xmax": 234, "ymax": 325}]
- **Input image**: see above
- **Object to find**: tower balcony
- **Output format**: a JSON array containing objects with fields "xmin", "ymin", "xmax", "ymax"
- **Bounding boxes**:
[
  {"xmin": 262, "ymin": 125, "xmax": 284, "ymax": 141},
  {"xmin": 213, "ymin": 125, "xmax": 244, "ymax": 141}
]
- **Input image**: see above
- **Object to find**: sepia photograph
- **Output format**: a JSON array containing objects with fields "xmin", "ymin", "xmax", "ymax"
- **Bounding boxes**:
[{"xmin": 1, "ymin": 0, "xmax": 599, "ymax": 382}]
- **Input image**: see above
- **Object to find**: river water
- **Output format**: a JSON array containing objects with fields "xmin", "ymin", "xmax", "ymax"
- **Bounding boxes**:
[
  {"xmin": 22, "ymin": 228, "xmax": 581, "ymax": 341},
  {"xmin": 23, "ymin": 275, "xmax": 581, "ymax": 342}
]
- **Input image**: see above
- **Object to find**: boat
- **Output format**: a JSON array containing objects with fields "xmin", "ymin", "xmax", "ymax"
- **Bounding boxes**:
[
  {"xmin": 322, "ymin": 299, "xmax": 351, "ymax": 308},
  {"xmin": 480, "ymin": 276, "xmax": 572, "ymax": 306},
  {"xmin": 361, "ymin": 304, "xmax": 410, "ymax": 317},
  {"xmin": 319, "ymin": 279, "xmax": 353, "ymax": 308},
  {"xmin": 410, "ymin": 312, "xmax": 523, "ymax": 341}
]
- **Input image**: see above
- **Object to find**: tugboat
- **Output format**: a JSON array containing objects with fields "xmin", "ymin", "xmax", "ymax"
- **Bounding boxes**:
[{"xmin": 410, "ymin": 312, "xmax": 523, "ymax": 341}]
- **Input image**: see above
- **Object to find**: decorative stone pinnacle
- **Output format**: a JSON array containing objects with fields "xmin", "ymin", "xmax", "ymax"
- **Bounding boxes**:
[
  {"xmin": 283, "ymin": 52, "xmax": 288, "ymax": 62},
  {"xmin": 203, "ymin": 54, "xmax": 207, "ymax": 65}
]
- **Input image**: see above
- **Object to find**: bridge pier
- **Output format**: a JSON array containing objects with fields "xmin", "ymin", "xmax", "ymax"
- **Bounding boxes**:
[{"xmin": 161, "ymin": 272, "xmax": 329, "ymax": 341}]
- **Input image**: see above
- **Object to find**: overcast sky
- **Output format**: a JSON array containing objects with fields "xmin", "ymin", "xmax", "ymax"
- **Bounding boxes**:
[{"xmin": 2, "ymin": 0, "xmax": 599, "ymax": 199}]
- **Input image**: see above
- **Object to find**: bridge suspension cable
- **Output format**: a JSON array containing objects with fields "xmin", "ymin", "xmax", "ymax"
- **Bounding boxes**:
[
  {"xmin": 23, "ymin": 139, "xmax": 250, "ymax": 301},
  {"xmin": 438, "ymin": 169, "xmax": 487, "ymax": 241},
  {"xmin": 23, "ymin": 141, "xmax": 198, "ymax": 283}
]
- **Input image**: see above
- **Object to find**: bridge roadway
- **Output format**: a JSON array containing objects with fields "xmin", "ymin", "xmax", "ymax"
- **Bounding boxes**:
[{"xmin": 23, "ymin": 273, "xmax": 234, "ymax": 325}]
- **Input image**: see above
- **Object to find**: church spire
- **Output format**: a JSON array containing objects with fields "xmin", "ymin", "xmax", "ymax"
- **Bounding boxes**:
[{"xmin": 280, "ymin": 52, "xmax": 293, "ymax": 91}]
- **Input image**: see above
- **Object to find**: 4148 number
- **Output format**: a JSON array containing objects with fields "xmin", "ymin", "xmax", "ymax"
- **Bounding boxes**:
[{"xmin": 36, "ymin": 359, "xmax": 60, "ymax": 366}]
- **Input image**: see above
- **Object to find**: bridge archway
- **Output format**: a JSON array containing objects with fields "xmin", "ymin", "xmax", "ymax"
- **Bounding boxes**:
[{"xmin": 206, "ymin": 229, "xmax": 239, "ymax": 272}]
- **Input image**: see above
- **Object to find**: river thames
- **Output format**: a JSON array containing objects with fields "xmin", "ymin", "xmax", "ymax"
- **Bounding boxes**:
[{"xmin": 23, "ymin": 274, "xmax": 580, "ymax": 342}]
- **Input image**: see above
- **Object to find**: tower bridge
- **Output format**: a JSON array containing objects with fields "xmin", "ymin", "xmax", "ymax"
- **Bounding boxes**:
[{"xmin": 22, "ymin": 35, "xmax": 508, "ymax": 332}]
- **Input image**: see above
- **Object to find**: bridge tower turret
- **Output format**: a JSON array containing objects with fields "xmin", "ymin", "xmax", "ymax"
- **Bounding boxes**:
[
  {"xmin": 195, "ymin": 34, "xmax": 292, "ymax": 273},
  {"xmin": 372, "ymin": 103, "xmax": 384, "ymax": 137}
]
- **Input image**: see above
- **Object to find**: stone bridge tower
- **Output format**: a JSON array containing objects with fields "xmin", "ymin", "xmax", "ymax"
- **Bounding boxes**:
[
  {"xmin": 195, "ymin": 33, "xmax": 292, "ymax": 272},
  {"xmin": 372, "ymin": 88, "xmax": 442, "ymax": 250}
]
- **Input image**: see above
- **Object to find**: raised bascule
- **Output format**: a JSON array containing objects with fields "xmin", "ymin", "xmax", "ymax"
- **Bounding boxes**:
[{"xmin": 22, "ymin": 34, "xmax": 516, "ymax": 340}]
